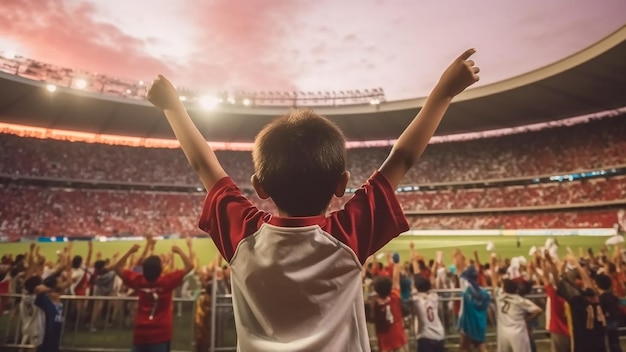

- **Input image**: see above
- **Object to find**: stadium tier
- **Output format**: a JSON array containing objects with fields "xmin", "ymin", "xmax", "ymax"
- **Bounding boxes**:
[
  {"xmin": 1, "ymin": 114, "xmax": 625, "ymax": 188},
  {"xmin": 1, "ymin": 114, "xmax": 625, "ymax": 238},
  {"xmin": 0, "ymin": 183, "xmax": 623, "ymax": 238}
]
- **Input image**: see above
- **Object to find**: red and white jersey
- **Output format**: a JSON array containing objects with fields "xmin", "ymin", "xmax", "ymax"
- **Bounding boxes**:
[
  {"xmin": 544, "ymin": 284, "xmax": 569, "ymax": 336},
  {"xmin": 70, "ymin": 267, "xmax": 91, "ymax": 296},
  {"xmin": 199, "ymin": 171, "xmax": 409, "ymax": 352},
  {"xmin": 412, "ymin": 292, "xmax": 445, "ymax": 341}
]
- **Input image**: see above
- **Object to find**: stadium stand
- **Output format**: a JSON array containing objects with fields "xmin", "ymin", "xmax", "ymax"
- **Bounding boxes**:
[
  {"xmin": 1, "ymin": 114, "xmax": 625, "ymax": 238},
  {"xmin": 1, "ymin": 115, "xmax": 625, "ymax": 188}
]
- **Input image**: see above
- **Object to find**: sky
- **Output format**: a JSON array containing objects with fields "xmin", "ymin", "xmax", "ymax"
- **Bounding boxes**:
[{"xmin": 0, "ymin": 0, "xmax": 625, "ymax": 100}]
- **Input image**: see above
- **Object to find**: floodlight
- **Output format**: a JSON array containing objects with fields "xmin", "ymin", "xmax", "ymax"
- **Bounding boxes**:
[
  {"xmin": 2, "ymin": 50, "xmax": 16, "ymax": 59},
  {"xmin": 46, "ymin": 84, "xmax": 57, "ymax": 92},
  {"xmin": 199, "ymin": 95, "xmax": 220, "ymax": 110},
  {"xmin": 242, "ymin": 98, "xmax": 252, "ymax": 106},
  {"xmin": 369, "ymin": 99, "xmax": 380, "ymax": 105},
  {"xmin": 74, "ymin": 78, "xmax": 88, "ymax": 90},
  {"xmin": 179, "ymin": 96, "xmax": 187, "ymax": 102}
]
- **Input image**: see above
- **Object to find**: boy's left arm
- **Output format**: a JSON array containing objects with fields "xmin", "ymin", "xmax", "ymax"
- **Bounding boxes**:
[{"xmin": 378, "ymin": 49, "xmax": 479, "ymax": 188}]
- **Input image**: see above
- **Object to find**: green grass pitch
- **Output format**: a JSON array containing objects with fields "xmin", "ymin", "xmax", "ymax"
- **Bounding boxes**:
[{"xmin": 0, "ymin": 235, "xmax": 610, "ymax": 266}]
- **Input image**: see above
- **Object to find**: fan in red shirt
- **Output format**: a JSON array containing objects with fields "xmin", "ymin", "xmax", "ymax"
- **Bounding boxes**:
[
  {"xmin": 114, "ymin": 238, "xmax": 194, "ymax": 352},
  {"xmin": 371, "ymin": 258, "xmax": 407, "ymax": 352},
  {"xmin": 537, "ymin": 250, "xmax": 570, "ymax": 352}
]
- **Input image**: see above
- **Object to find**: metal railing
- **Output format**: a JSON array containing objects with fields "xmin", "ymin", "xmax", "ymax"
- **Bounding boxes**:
[{"xmin": 1, "ymin": 288, "xmax": 624, "ymax": 352}]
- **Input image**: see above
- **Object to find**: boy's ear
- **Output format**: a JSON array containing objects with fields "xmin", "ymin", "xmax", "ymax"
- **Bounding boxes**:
[
  {"xmin": 334, "ymin": 171, "xmax": 350, "ymax": 197},
  {"xmin": 251, "ymin": 174, "xmax": 270, "ymax": 199}
]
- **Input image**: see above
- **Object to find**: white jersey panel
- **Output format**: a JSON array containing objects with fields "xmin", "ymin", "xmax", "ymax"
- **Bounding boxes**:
[{"xmin": 230, "ymin": 223, "xmax": 370, "ymax": 352}]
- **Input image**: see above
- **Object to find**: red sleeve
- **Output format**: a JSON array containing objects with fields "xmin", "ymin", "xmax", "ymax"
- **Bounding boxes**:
[
  {"xmin": 160, "ymin": 270, "xmax": 186, "ymax": 291},
  {"xmin": 198, "ymin": 177, "xmax": 271, "ymax": 262},
  {"xmin": 120, "ymin": 270, "xmax": 139, "ymax": 290},
  {"xmin": 326, "ymin": 171, "xmax": 409, "ymax": 265}
]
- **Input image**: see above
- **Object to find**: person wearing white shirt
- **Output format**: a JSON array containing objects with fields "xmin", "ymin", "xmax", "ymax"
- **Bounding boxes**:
[
  {"xmin": 491, "ymin": 256, "xmax": 542, "ymax": 352},
  {"xmin": 412, "ymin": 275, "xmax": 445, "ymax": 352}
]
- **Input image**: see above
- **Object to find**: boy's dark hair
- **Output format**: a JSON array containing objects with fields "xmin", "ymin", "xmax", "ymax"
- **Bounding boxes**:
[
  {"xmin": 15, "ymin": 254, "xmax": 25, "ymax": 264},
  {"xmin": 373, "ymin": 276, "xmax": 393, "ymax": 298},
  {"xmin": 594, "ymin": 274, "xmax": 612, "ymax": 291},
  {"xmin": 25, "ymin": 276, "xmax": 43, "ymax": 294},
  {"xmin": 502, "ymin": 279, "xmax": 518, "ymax": 294},
  {"xmin": 72, "ymin": 255, "xmax": 83, "ymax": 269},
  {"xmin": 252, "ymin": 109, "xmax": 346, "ymax": 216},
  {"xmin": 142, "ymin": 256, "xmax": 163, "ymax": 282},
  {"xmin": 94, "ymin": 260, "xmax": 106, "ymax": 273},
  {"xmin": 414, "ymin": 275, "xmax": 431, "ymax": 293}
]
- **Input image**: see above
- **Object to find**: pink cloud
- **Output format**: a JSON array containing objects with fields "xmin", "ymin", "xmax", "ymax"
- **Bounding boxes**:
[
  {"xmin": 0, "ymin": 0, "xmax": 172, "ymax": 81},
  {"xmin": 177, "ymin": 0, "xmax": 304, "ymax": 91}
]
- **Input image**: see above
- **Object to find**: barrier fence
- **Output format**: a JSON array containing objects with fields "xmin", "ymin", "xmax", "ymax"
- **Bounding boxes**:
[{"xmin": 1, "ymin": 288, "xmax": 624, "ymax": 352}]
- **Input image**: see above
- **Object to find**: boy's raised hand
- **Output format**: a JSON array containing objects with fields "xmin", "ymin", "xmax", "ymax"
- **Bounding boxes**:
[
  {"xmin": 437, "ymin": 49, "xmax": 480, "ymax": 98},
  {"xmin": 146, "ymin": 75, "xmax": 181, "ymax": 111}
]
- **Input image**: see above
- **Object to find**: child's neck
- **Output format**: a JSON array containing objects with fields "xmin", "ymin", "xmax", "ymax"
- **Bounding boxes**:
[{"xmin": 277, "ymin": 210, "xmax": 326, "ymax": 218}]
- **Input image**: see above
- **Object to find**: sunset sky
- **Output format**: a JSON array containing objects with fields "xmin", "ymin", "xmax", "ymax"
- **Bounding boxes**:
[{"xmin": 1, "ymin": 0, "xmax": 624, "ymax": 100}]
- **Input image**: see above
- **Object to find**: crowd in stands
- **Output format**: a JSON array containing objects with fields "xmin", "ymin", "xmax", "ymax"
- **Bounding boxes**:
[
  {"xmin": 1, "ymin": 116, "xmax": 625, "ymax": 189},
  {"xmin": 407, "ymin": 209, "xmax": 619, "ymax": 230},
  {"xmin": 0, "ymin": 182, "xmax": 623, "ymax": 238},
  {"xmin": 398, "ymin": 176, "xmax": 626, "ymax": 211},
  {"xmin": 1, "ymin": 116, "xmax": 625, "ymax": 238}
]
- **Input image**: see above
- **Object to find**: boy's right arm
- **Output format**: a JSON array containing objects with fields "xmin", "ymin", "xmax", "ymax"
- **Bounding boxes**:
[
  {"xmin": 146, "ymin": 75, "xmax": 227, "ymax": 191},
  {"xmin": 379, "ymin": 49, "xmax": 479, "ymax": 188}
]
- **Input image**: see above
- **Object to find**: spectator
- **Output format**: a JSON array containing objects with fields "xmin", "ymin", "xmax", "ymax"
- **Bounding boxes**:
[
  {"xmin": 457, "ymin": 265, "xmax": 490, "ymax": 352},
  {"xmin": 113, "ymin": 238, "xmax": 194, "ymax": 352}
]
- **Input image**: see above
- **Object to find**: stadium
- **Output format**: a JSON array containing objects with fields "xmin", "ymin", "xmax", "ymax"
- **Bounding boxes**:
[{"xmin": 1, "ymin": 2, "xmax": 626, "ymax": 352}]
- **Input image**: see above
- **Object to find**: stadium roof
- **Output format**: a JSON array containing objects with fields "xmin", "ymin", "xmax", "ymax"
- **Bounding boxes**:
[{"xmin": 0, "ymin": 26, "xmax": 625, "ymax": 143}]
